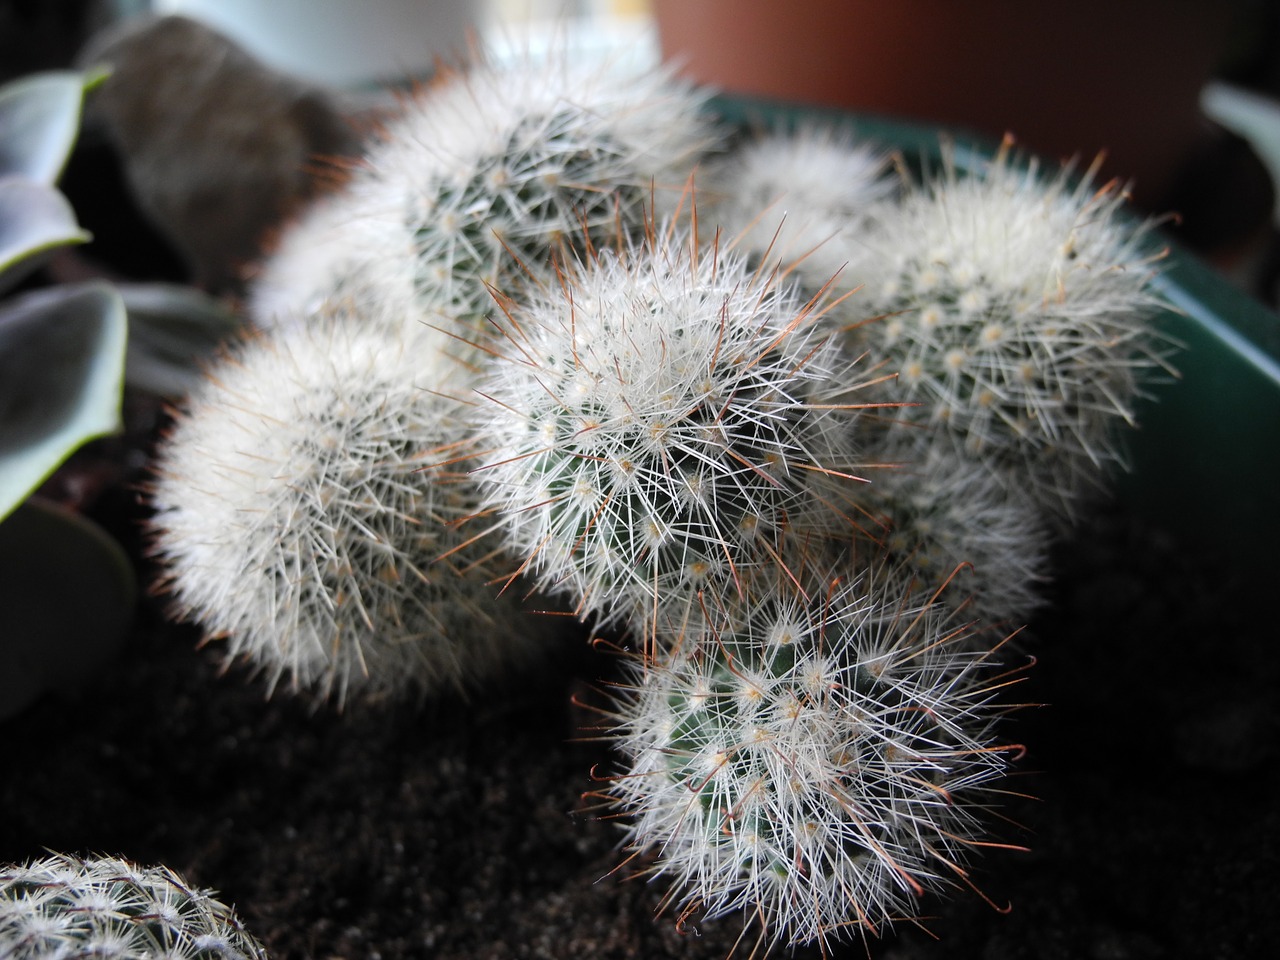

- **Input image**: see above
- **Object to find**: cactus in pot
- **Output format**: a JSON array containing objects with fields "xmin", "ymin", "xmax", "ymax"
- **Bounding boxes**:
[
  {"xmin": 843, "ymin": 138, "xmax": 1172, "ymax": 523},
  {"xmin": 149, "ymin": 306, "xmax": 541, "ymax": 707},
  {"xmin": 601, "ymin": 556, "xmax": 1026, "ymax": 950},
  {"xmin": 131, "ymin": 40, "xmax": 1185, "ymax": 954}
]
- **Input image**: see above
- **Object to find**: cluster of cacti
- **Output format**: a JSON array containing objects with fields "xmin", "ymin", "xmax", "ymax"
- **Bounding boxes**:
[
  {"xmin": 146, "ymin": 48, "xmax": 1168, "ymax": 954},
  {"xmin": 0, "ymin": 853, "xmax": 268, "ymax": 960}
]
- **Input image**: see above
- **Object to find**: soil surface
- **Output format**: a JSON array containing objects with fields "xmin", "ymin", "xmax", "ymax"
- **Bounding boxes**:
[{"xmin": 2, "ymin": 498, "xmax": 1275, "ymax": 960}]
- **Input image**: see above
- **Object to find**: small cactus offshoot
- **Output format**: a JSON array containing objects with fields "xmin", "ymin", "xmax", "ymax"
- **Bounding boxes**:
[
  {"xmin": 861, "ymin": 444, "xmax": 1050, "ymax": 629},
  {"xmin": 0, "ymin": 853, "xmax": 268, "ymax": 960},
  {"xmin": 705, "ymin": 122, "xmax": 894, "ymax": 290}
]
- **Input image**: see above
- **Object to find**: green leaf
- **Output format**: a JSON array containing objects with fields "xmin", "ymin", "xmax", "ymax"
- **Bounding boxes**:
[
  {"xmin": 0, "ymin": 70, "xmax": 87, "ymax": 184},
  {"xmin": 0, "ymin": 176, "xmax": 92, "ymax": 296},
  {"xmin": 0, "ymin": 498, "xmax": 135, "ymax": 721},
  {"xmin": 118, "ymin": 282, "xmax": 243, "ymax": 395},
  {"xmin": 0, "ymin": 281, "xmax": 127, "ymax": 521}
]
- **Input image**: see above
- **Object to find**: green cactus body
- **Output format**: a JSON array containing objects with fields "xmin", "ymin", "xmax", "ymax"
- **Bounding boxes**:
[
  {"xmin": 357, "ymin": 55, "xmax": 714, "ymax": 336},
  {"xmin": 408, "ymin": 110, "xmax": 645, "ymax": 320},
  {"xmin": 248, "ymin": 52, "xmax": 712, "ymax": 344}
]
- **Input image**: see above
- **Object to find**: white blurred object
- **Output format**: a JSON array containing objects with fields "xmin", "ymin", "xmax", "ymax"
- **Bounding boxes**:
[
  {"xmin": 1203, "ymin": 80, "xmax": 1280, "ymax": 226},
  {"xmin": 484, "ymin": 0, "xmax": 657, "ymax": 68},
  {"xmin": 151, "ymin": 0, "xmax": 482, "ymax": 86}
]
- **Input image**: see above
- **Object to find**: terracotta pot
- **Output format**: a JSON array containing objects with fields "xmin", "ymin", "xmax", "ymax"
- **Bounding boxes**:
[{"xmin": 653, "ymin": 0, "xmax": 1240, "ymax": 208}]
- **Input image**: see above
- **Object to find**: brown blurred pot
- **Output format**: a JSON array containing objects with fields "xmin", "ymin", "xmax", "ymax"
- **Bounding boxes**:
[{"xmin": 653, "ymin": 0, "xmax": 1239, "ymax": 209}]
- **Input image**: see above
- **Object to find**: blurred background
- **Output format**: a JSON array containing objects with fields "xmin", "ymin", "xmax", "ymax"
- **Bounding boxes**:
[{"xmin": 3, "ymin": 0, "xmax": 1280, "ymax": 305}]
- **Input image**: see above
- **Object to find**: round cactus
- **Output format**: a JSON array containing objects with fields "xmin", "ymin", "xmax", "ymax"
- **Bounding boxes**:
[
  {"xmin": 606, "ymin": 567, "xmax": 1021, "ymax": 949},
  {"xmin": 246, "ymin": 187, "xmax": 408, "ymax": 333},
  {"xmin": 845, "ymin": 138, "xmax": 1169, "ymax": 520},
  {"xmin": 0, "ymin": 853, "xmax": 268, "ymax": 960},
  {"xmin": 467, "ymin": 224, "xmax": 869, "ymax": 631},
  {"xmin": 704, "ymin": 122, "xmax": 893, "ymax": 292},
  {"xmin": 860, "ymin": 444, "xmax": 1050, "ymax": 629},
  {"xmin": 338, "ymin": 53, "xmax": 714, "ymax": 329},
  {"xmin": 150, "ymin": 308, "xmax": 533, "ymax": 706}
]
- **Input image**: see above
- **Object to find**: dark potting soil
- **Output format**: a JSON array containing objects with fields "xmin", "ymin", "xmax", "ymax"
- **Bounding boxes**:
[{"xmin": 2, "ymin": 498, "xmax": 1275, "ymax": 960}]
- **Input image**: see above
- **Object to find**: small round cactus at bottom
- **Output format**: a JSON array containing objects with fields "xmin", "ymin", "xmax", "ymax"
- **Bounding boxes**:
[
  {"xmin": 602, "ymin": 568, "xmax": 1024, "ymax": 950},
  {"xmin": 0, "ymin": 853, "xmax": 268, "ymax": 960},
  {"xmin": 149, "ymin": 309, "xmax": 534, "ymax": 707}
]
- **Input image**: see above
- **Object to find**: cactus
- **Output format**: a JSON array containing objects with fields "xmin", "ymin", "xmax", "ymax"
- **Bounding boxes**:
[
  {"xmin": 138, "ymin": 43, "xmax": 1181, "ymax": 952},
  {"xmin": 602, "ymin": 563, "xmax": 1023, "ymax": 949},
  {"xmin": 247, "ymin": 189, "xmax": 384, "ymax": 332},
  {"xmin": 704, "ymin": 122, "xmax": 894, "ymax": 291},
  {"xmin": 844, "ymin": 137, "xmax": 1169, "ymax": 521},
  {"xmin": 466, "ymin": 222, "xmax": 869, "ymax": 631},
  {"xmin": 150, "ymin": 308, "xmax": 534, "ymax": 706},
  {"xmin": 0, "ymin": 853, "xmax": 268, "ymax": 960},
  {"xmin": 861, "ymin": 444, "xmax": 1049, "ymax": 629},
  {"xmin": 249, "ymin": 54, "xmax": 715, "ymax": 342}
]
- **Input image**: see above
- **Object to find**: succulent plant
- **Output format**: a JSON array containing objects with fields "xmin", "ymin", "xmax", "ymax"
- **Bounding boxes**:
[
  {"xmin": 1, "ymin": 69, "xmax": 123, "ymax": 521},
  {"xmin": 0, "ymin": 68, "xmax": 240, "ymax": 721},
  {"xmin": 149, "ymin": 307, "xmax": 538, "ymax": 706},
  {"xmin": 248, "ymin": 53, "xmax": 715, "ymax": 340},
  {"xmin": 703, "ymin": 122, "xmax": 894, "ymax": 291},
  {"xmin": 467, "ymin": 221, "xmax": 870, "ymax": 633},
  {"xmin": 134, "ymin": 41, "xmax": 1178, "ymax": 954},
  {"xmin": 0, "ymin": 853, "xmax": 268, "ymax": 960},
  {"xmin": 844, "ymin": 138, "xmax": 1170, "ymax": 521},
  {"xmin": 859, "ymin": 443, "xmax": 1050, "ymax": 629},
  {"xmin": 603, "ymin": 562, "xmax": 1023, "ymax": 950}
]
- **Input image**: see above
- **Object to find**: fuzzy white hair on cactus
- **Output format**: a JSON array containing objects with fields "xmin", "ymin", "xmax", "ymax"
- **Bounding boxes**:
[
  {"xmin": 332, "ymin": 51, "xmax": 715, "ymax": 329},
  {"xmin": 149, "ymin": 308, "xmax": 531, "ymax": 706},
  {"xmin": 844, "ymin": 137, "xmax": 1170, "ymax": 521},
  {"xmin": 466, "ymin": 222, "xmax": 870, "ymax": 633},
  {"xmin": 247, "ymin": 185, "xmax": 419, "ymax": 335},
  {"xmin": 860, "ymin": 443, "xmax": 1050, "ymax": 629},
  {"xmin": 602, "ymin": 567, "xmax": 1025, "ymax": 950},
  {"xmin": 705, "ymin": 122, "xmax": 894, "ymax": 292},
  {"xmin": 0, "ymin": 853, "xmax": 268, "ymax": 960}
]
